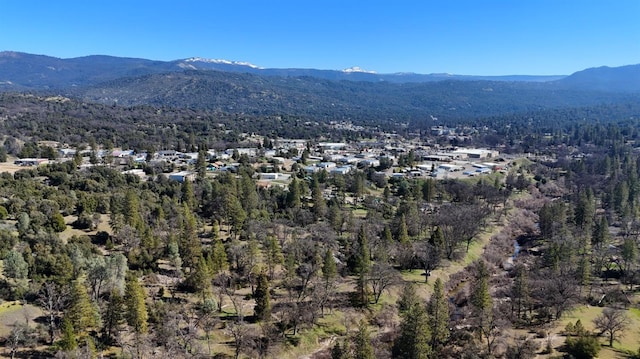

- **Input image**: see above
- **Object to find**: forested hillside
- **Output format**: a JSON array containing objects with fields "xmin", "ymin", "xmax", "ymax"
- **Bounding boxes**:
[
  {"xmin": 75, "ymin": 71, "xmax": 640, "ymax": 123},
  {"xmin": 1, "ymin": 91, "xmax": 640, "ymax": 358}
]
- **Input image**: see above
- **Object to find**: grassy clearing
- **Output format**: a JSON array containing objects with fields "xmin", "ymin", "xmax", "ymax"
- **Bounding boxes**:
[
  {"xmin": 0, "ymin": 301, "xmax": 43, "ymax": 337},
  {"xmin": 400, "ymin": 217, "xmax": 499, "ymax": 299},
  {"xmin": 554, "ymin": 304, "xmax": 640, "ymax": 359},
  {"xmin": 59, "ymin": 213, "xmax": 112, "ymax": 242}
]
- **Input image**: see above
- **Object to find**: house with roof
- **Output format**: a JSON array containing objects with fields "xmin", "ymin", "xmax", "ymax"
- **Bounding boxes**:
[{"xmin": 168, "ymin": 171, "xmax": 196, "ymax": 183}]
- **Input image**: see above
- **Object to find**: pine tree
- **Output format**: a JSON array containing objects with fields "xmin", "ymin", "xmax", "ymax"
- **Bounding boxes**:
[
  {"xmin": 181, "ymin": 179, "xmax": 196, "ymax": 211},
  {"xmin": 353, "ymin": 320, "xmax": 374, "ymax": 359},
  {"xmin": 167, "ymin": 239, "xmax": 183, "ymax": 275},
  {"xmin": 102, "ymin": 289, "xmax": 124, "ymax": 344},
  {"xmin": 470, "ymin": 260, "xmax": 494, "ymax": 354},
  {"xmin": 430, "ymin": 226, "xmax": 445, "ymax": 256},
  {"xmin": 264, "ymin": 235, "xmax": 284, "ymax": 279},
  {"xmin": 592, "ymin": 216, "xmax": 610, "ymax": 246},
  {"xmin": 286, "ymin": 177, "xmax": 302, "ymax": 208},
  {"xmin": 422, "ymin": 178, "xmax": 435, "ymax": 202},
  {"xmin": 511, "ymin": 264, "xmax": 529, "ymax": 322},
  {"xmin": 331, "ymin": 340, "xmax": 349, "ymax": 359},
  {"xmin": 392, "ymin": 301, "xmax": 431, "ymax": 359},
  {"xmin": 254, "ymin": 272, "xmax": 271, "ymax": 321},
  {"xmin": 123, "ymin": 189, "xmax": 143, "ymax": 230},
  {"xmin": 312, "ymin": 177, "xmax": 327, "ymax": 218},
  {"xmin": 397, "ymin": 214, "xmax": 410, "ymax": 243},
  {"xmin": 67, "ymin": 279, "xmax": 100, "ymax": 334},
  {"xmin": 427, "ymin": 278, "xmax": 449, "ymax": 349},
  {"xmin": 321, "ymin": 249, "xmax": 338, "ymax": 315},
  {"xmin": 355, "ymin": 225, "xmax": 371, "ymax": 274},
  {"xmin": 574, "ymin": 190, "xmax": 595, "ymax": 230},
  {"xmin": 240, "ymin": 173, "xmax": 259, "ymax": 214},
  {"xmin": 124, "ymin": 275, "xmax": 148, "ymax": 334},
  {"xmin": 196, "ymin": 148, "xmax": 207, "ymax": 179},
  {"xmin": 223, "ymin": 191, "xmax": 246, "ymax": 239},
  {"xmin": 188, "ymin": 255, "xmax": 213, "ymax": 300},
  {"xmin": 355, "ymin": 225, "xmax": 371, "ymax": 306},
  {"xmin": 396, "ymin": 214, "xmax": 414, "ymax": 269},
  {"xmin": 322, "ymin": 249, "xmax": 338, "ymax": 284},
  {"xmin": 59, "ymin": 316, "xmax": 78, "ymax": 351},
  {"xmin": 397, "ymin": 283, "xmax": 419, "ymax": 316},
  {"xmin": 209, "ymin": 236, "xmax": 229, "ymax": 276},
  {"xmin": 180, "ymin": 204, "xmax": 202, "ymax": 270}
]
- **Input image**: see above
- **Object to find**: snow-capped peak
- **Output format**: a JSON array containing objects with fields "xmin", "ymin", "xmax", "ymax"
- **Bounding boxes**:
[
  {"xmin": 183, "ymin": 57, "xmax": 263, "ymax": 69},
  {"xmin": 342, "ymin": 66, "xmax": 377, "ymax": 74}
]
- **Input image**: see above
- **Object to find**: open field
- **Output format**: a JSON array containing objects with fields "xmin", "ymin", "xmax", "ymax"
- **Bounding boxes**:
[
  {"xmin": 0, "ymin": 161, "xmax": 29, "ymax": 174},
  {"xmin": 0, "ymin": 301, "xmax": 43, "ymax": 338}
]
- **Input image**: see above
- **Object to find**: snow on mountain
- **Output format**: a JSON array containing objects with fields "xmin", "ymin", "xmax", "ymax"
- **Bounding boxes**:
[
  {"xmin": 342, "ymin": 66, "xmax": 377, "ymax": 74},
  {"xmin": 183, "ymin": 57, "xmax": 263, "ymax": 69}
]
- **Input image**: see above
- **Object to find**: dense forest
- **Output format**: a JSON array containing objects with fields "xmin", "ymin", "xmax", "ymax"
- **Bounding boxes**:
[{"xmin": 0, "ymin": 89, "xmax": 640, "ymax": 359}]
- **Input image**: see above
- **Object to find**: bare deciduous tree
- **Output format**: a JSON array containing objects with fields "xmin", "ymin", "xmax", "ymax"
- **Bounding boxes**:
[
  {"xmin": 593, "ymin": 308, "xmax": 630, "ymax": 347},
  {"xmin": 37, "ymin": 282, "xmax": 68, "ymax": 344},
  {"xmin": 368, "ymin": 262, "xmax": 400, "ymax": 304}
]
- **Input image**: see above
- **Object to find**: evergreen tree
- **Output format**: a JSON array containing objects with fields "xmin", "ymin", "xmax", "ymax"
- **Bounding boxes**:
[
  {"xmin": 355, "ymin": 225, "xmax": 371, "ymax": 274},
  {"xmin": 124, "ymin": 275, "xmax": 148, "ymax": 334},
  {"xmin": 196, "ymin": 148, "xmax": 207, "ymax": 179},
  {"xmin": 167, "ymin": 240, "xmax": 182, "ymax": 275},
  {"xmin": 67, "ymin": 279, "xmax": 100, "ymax": 334},
  {"xmin": 392, "ymin": 300, "xmax": 431, "ymax": 359},
  {"xmin": 264, "ymin": 235, "xmax": 284, "ymax": 279},
  {"xmin": 427, "ymin": 278, "xmax": 449, "ymax": 349},
  {"xmin": 430, "ymin": 226, "xmax": 445, "ymax": 257},
  {"xmin": 254, "ymin": 272, "xmax": 271, "ymax": 321},
  {"xmin": 312, "ymin": 177, "xmax": 327, "ymax": 218},
  {"xmin": 320, "ymin": 248, "xmax": 338, "ymax": 315},
  {"xmin": 355, "ymin": 225, "xmax": 371, "ymax": 306},
  {"xmin": 286, "ymin": 177, "xmax": 302, "ymax": 208},
  {"xmin": 322, "ymin": 249, "xmax": 338, "ymax": 285},
  {"xmin": 179, "ymin": 204, "xmax": 202, "ymax": 269},
  {"xmin": 101, "ymin": 289, "xmax": 124, "ymax": 344},
  {"xmin": 49, "ymin": 212, "xmax": 67, "ymax": 232},
  {"xmin": 470, "ymin": 260, "xmax": 494, "ymax": 354},
  {"xmin": 58, "ymin": 316, "xmax": 78, "ymax": 351},
  {"xmin": 511, "ymin": 264, "xmax": 530, "ymax": 322},
  {"xmin": 3, "ymin": 250, "xmax": 28, "ymax": 279},
  {"xmin": 574, "ymin": 190, "xmax": 595, "ymax": 231},
  {"xmin": 223, "ymin": 190, "xmax": 247, "ymax": 239},
  {"xmin": 422, "ymin": 178, "xmax": 435, "ymax": 202},
  {"xmin": 397, "ymin": 214, "xmax": 410, "ymax": 243},
  {"xmin": 123, "ymin": 189, "xmax": 143, "ymax": 230},
  {"xmin": 210, "ymin": 236, "xmax": 229, "ymax": 275},
  {"xmin": 353, "ymin": 320, "xmax": 374, "ymax": 359},
  {"xmin": 240, "ymin": 173, "xmax": 259, "ymax": 214},
  {"xmin": 187, "ymin": 255, "xmax": 213, "ymax": 300},
  {"xmin": 331, "ymin": 340, "xmax": 349, "ymax": 359},
  {"xmin": 181, "ymin": 179, "xmax": 196, "ymax": 211},
  {"xmin": 592, "ymin": 216, "xmax": 610, "ymax": 246},
  {"xmin": 397, "ymin": 283, "xmax": 420, "ymax": 316},
  {"xmin": 329, "ymin": 205, "xmax": 343, "ymax": 234}
]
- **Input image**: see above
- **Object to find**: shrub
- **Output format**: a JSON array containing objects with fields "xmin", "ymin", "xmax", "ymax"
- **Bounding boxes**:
[
  {"xmin": 565, "ymin": 334, "xmax": 600, "ymax": 359},
  {"xmin": 73, "ymin": 213, "xmax": 95, "ymax": 230}
]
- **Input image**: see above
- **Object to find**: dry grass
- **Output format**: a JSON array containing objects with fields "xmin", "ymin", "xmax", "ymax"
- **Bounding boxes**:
[
  {"xmin": 58, "ymin": 213, "xmax": 111, "ymax": 242},
  {"xmin": 547, "ymin": 303, "xmax": 640, "ymax": 359},
  {"xmin": 0, "ymin": 301, "xmax": 43, "ymax": 337},
  {"xmin": 400, "ymin": 217, "xmax": 500, "ymax": 300},
  {"xmin": 0, "ymin": 161, "xmax": 31, "ymax": 175}
]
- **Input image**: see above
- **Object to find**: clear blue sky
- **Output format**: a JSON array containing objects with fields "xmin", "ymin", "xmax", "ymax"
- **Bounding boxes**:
[{"xmin": 1, "ymin": 0, "xmax": 638, "ymax": 75}]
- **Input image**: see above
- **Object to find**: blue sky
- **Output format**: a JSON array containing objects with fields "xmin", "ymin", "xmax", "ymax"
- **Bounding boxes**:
[{"xmin": 1, "ymin": 0, "xmax": 638, "ymax": 75}]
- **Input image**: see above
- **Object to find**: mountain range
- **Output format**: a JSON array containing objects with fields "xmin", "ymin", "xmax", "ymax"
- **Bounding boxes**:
[
  {"xmin": 4, "ymin": 51, "xmax": 639, "ymax": 90},
  {"xmin": 1, "ymin": 51, "xmax": 639, "ymax": 123}
]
